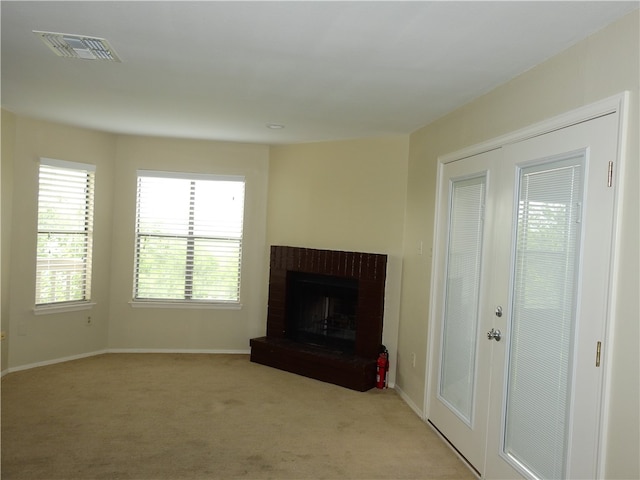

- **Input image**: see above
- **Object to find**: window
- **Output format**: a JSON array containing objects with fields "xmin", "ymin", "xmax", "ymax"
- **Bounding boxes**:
[
  {"xmin": 133, "ymin": 171, "xmax": 245, "ymax": 304},
  {"xmin": 36, "ymin": 158, "xmax": 95, "ymax": 306}
]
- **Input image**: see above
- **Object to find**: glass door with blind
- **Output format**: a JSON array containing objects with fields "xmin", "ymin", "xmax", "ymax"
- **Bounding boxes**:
[
  {"xmin": 485, "ymin": 112, "xmax": 619, "ymax": 479},
  {"xmin": 429, "ymin": 111, "xmax": 620, "ymax": 480},
  {"xmin": 428, "ymin": 149, "xmax": 499, "ymax": 476}
]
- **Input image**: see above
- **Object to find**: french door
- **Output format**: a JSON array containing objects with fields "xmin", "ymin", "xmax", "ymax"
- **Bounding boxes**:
[
  {"xmin": 428, "ymin": 112, "xmax": 619, "ymax": 479},
  {"xmin": 428, "ymin": 148, "xmax": 499, "ymax": 474}
]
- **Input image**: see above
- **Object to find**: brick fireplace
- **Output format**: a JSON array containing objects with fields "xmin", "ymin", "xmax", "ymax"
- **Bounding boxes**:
[{"xmin": 250, "ymin": 246, "xmax": 387, "ymax": 391}]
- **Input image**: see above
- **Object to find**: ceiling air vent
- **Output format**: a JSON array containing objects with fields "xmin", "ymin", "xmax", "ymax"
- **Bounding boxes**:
[{"xmin": 34, "ymin": 31, "xmax": 121, "ymax": 62}]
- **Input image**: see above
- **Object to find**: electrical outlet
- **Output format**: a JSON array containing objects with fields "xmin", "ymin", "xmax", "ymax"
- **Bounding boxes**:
[
  {"xmin": 86, "ymin": 316, "xmax": 92, "ymax": 326},
  {"xmin": 411, "ymin": 352, "xmax": 416, "ymax": 368}
]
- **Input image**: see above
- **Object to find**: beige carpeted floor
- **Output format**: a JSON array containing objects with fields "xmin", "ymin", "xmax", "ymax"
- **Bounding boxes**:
[{"xmin": 1, "ymin": 353, "xmax": 474, "ymax": 480}]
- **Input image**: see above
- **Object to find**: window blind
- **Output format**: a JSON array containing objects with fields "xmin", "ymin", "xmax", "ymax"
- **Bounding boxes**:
[
  {"xmin": 134, "ymin": 171, "xmax": 245, "ymax": 303},
  {"xmin": 36, "ymin": 158, "xmax": 95, "ymax": 305}
]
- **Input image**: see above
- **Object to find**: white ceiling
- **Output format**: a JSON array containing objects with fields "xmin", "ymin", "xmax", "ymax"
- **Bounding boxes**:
[{"xmin": 2, "ymin": 1, "xmax": 638, "ymax": 145}]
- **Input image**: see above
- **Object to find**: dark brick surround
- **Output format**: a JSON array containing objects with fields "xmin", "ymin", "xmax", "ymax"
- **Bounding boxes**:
[{"xmin": 250, "ymin": 246, "xmax": 387, "ymax": 391}]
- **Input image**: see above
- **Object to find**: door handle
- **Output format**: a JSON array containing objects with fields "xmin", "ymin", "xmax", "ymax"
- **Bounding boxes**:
[{"xmin": 487, "ymin": 328, "xmax": 502, "ymax": 341}]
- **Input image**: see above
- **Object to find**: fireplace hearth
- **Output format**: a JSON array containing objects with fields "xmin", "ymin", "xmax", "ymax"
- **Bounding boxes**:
[{"xmin": 250, "ymin": 246, "xmax": 387, "ymax": 391}]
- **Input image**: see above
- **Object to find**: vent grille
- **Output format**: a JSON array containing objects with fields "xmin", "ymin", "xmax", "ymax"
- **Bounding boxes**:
[{"xmin": 34, "ymin": 31, "xmax": 121, "ymax": 62}]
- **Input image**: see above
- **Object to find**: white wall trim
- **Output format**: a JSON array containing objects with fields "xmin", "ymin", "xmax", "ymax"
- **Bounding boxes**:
[
  {"xmin": 6, "ymin": 349, "xmax": 109, "ymax": 374},
  {"xmin": 596, "ymin": 90, "xmax": 631, "ymax": 480},
  {"xmin": 439, "ymin": 93, "xmax": 628, "ymax": 164},
  {"xmin": 3, "ymin": 349, "xmax": 252, "ymax": 375},
  {"xmin": 395, "ymin": 384, "xmax": 424, "ymax": 419},
  {"xmin": 424, "ymin": 154, "xmax": 447, "ymax": 424},
  {"xmin": 106, "ymin": 348, "xmax": 251, "ymax": 355}
]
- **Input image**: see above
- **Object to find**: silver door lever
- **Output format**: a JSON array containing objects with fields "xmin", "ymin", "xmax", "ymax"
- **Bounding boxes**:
[{"xmin": 487, "ymin": 328, "xmax": 502, "ymax": 341}]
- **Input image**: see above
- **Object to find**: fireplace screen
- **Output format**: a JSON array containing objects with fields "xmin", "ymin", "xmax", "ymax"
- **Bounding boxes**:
[{"xmin": 287, "ymin": 272, "xmax": 358, "ymax": 353}]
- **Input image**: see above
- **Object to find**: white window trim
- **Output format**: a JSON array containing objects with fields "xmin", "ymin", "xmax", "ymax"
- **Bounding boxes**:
[
  {"xmin": 129, "ymin": 300, "xmax": 242, "ymax": 310},
  {"xmin": 40, "ymin": 157, "xmax": 96, "ymax": 172},
  {"xmin": 34, "ymin": 301, "xmax": 96, "ymax": 315},
  {"xmin": 138, "ymin": 169, "xmax": 243, "ymax": 182}
]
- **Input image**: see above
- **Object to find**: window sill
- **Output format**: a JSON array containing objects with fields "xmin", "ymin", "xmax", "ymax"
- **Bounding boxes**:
[
  {"xmin": 129, "ymin": 300, "xmax": 242, "ymax": 310},
  {"xmin": 34, "ymin": 301, "xmax": 96, "ymax": 316}
]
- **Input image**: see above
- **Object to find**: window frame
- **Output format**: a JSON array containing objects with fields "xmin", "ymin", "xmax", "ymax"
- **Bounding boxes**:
[
  {"xmin": 131, "ymin": 170, "xmax": 246, "ymax": 309},
  {"xmin": 34, "ymin": 157, "xmax": 96, "ymax": 313}
]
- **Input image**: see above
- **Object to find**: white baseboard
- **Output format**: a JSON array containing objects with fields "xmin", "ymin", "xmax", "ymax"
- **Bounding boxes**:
[
  {"xmin": 7, "ymin": 349, "xmax": 109, "ymax": 374},
  {"xmin": 395, "ymin": 384, "xmax": 424, "ymax": 419},
  {"xmin": 4, "ymin": 349, "xmax": 251, "ymax": 375},
  {"xmin": 106, "ymin": 348, "xmax": 251, "ymax": 355}
]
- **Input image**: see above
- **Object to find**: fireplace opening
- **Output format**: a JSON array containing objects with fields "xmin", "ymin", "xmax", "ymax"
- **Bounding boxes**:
[{"xmin": 287, "ymin": 272, "xmax": 358, "ymax": 354}]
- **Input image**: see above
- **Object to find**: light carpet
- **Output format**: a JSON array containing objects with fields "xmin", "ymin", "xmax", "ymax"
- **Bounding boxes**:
[{"xmin": 1, "ymin": 353, "xmax": 474, "ymax": 479}]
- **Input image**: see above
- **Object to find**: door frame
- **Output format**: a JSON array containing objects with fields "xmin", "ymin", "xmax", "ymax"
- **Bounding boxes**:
[{"xmin": 424, "ymin": 92, "xmax": 629, "ymax": 479}]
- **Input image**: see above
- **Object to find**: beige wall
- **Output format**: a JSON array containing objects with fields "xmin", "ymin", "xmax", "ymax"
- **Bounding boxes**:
[
  {"xmin": 398, "ymin": 11, "xmax": 639, "ymax": 479},
  {"xmin": 267, "ymin": 137, "xmax": 409, "ymax": 384},
  {"xmin": 107, "ymin": 135, "xmax": 269, "ymax": 351},
  {"xmin": 4, "ymin": 116, "xmax": 116, "ymax": 368},
  {"xmin": 1, "ymin": 118, "xmax": 270, "ymax": 367},
  {"xmin": 1, "ymin": 109, "xmax": 17, "ymax": 372}
]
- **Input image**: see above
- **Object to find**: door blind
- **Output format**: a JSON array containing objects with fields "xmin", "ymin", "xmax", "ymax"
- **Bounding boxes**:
[
  {"xmin": 439, "ymin": 174, "xmax": 486, "ymax": 423},
  {"xmin": 504, "ymin": 154, "xmax": 584, "ymax": 479}
]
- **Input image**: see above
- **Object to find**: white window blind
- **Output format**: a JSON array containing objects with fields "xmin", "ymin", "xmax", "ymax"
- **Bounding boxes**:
[
  {"xmin": 439, "ymin": 175, "xmax": 486, "ymax": 424},
  {"xmin": 36, "ymin": 158, "xmax": 95, "ymax": 305},
  {"xmin": 134, "ymin": 171, "xmax": 245, "ymax": 303},
  {"xmin": 504, "ymin": 155, "xmax": 584, "ymax": 479}
]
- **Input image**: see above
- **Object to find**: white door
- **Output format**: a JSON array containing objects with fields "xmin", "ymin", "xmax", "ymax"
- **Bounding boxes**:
[
  {"xmin": 429, "ymin": 112, "xmax": 619, "ymax": 479},
  {"xmin": 428, "ymin": 148, "xmax": 500, "ymax": 475},
  {"xmin": 484, "ymin": 112, "xmax": 618, "ymax": 479}
]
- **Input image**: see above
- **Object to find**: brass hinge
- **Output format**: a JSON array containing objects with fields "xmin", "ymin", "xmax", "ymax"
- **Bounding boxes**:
[
  {"xmin": 596, "ymin": 341, "xmax": 602, "ymax": 367},
  {"xmin": 607, "ymin": 161, "xmax": 614, "ymax": 187}
]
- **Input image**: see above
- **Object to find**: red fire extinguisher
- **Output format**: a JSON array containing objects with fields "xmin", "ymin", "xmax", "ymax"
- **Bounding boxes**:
[{"xmin": 376, "ymin": 345, "xmax": 389, "ymax": 389}]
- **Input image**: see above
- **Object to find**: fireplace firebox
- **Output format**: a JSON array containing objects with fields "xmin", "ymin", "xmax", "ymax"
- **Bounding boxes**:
[
  {"xmin": 287, "ymin": 272, "xmax": 359, "ymax": 354},
  {"xmin": 250, "ymin": 246, "xmax": 387, "ymax": 391}
]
